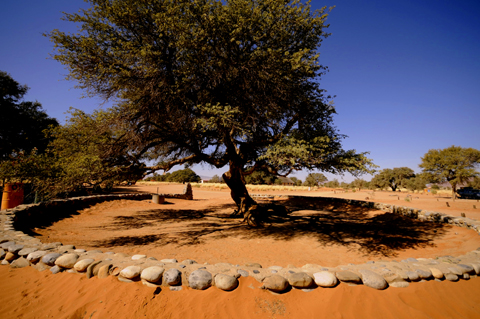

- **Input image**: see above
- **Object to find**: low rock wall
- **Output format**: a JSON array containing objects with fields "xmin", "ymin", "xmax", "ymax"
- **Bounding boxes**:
[{"xmin": 1, "ymin": 192, "xmax": 480, "ymax": 293}]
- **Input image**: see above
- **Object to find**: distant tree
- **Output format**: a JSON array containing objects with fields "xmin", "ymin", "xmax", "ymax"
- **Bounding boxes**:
[
  {"xmin": 340, "ymin": 181, "xmax": 350, "ymax": 189},
  {"xmin": 48, "ymin": 0, "xmax": 375, "ymax": 225},
  {"xmin": 420, "ymin": 146, "xmax": 480, "ymax": 199},
  {"xmin": 209, "ymin": 174, "xmax": 223, "ymax": 183},
  {"xmin": 303, "ymin": 173, "xmax": 327, "ymax": 187},
  {"xmin": 405, "ymin": 175, "xmax": 427, "ymax": 192},
  {"xmin": 145, "ymin": 172, "xmax": 171, "ymax": 181},
  {"xmin": 290, "ymin": 177, "xmax": 303, "ymax": 186},
  {"xmin": 244, "ymin": 171, "xmax": 278, "ymax": 185},
  {"xmin": 167, "ymin": 168, "xmax": 201, "ymax": 183},
  {"xmin": 324, "ymin": 178, "xmax": 340, "ymax": 188},
  {"xmin": 351, "ymin": 178, "xmax": 368, "ymax": 190},
  {"xmin": 370, "ymin": 167, "xmax": 415, "ymax": 192},
  {"xmin": 0, "ymin": 70, "xmax": 58, "ymax": 159}
]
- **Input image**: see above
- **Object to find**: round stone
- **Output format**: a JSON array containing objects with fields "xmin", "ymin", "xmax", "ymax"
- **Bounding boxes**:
[
  {"xmin": 50, "ymin": 265, "xmax": 62, "ymax": 274},
  {"xmin": 189, "ymin": 269, "xmax": 213, "ymax": 290},
  {"xmin": 141, "ymin": 266, "xmax": 165, "ymax": 283},
  {"xmin": 415, "ymin": 269, "xmax": 433, "ymax": 280},
  {"xmin": 0, "ymin": 249, "xmax": 5, "ymax": 259},
  {"xmin": 447, "ymin": 267, "xmax": 463, "ymax": 276},
  {"xmin": 429, "ymin": 268, "xmax": 444, "ymax": 279},
  {"xmin": 263, "ymin": 275, "xmax": 289, "ymax": 293},
  {"xmin": 214, "ymin": 274, "xmax": 238, "ymax": 291},
  {"xmin": 163, "ymin": 268, "xmax": 182, "ymax": 286},
  {"xmin": 245, "ymin": 263, "xmax": 262, "ymax": 268},
  {"xmin": 5, "ymin": 252, "xmax": 16, "ymax": 262},
  {"xmin": 98, "ymin": 264, "xmax": 112, "ymax": 279},
  {"xmin": 10, "ymin": 257, "xmax": 29, "ymax": 268},
  {"xmin": 74, "ymin": 259, "xmax": 95, "ymax": 272},
  {"xmin": 445, "ymin": 273, "xmax": 459, "ymax": 281},
  {"xmin": 287, "ymin": 272, "xmax": 314, "ymax": 288},
  {"xmin": 27, "ymin": 251, "xmax": 47, "ymax": 263},
  {"xmin": 120, "ymin": 266, "xmax": 142, "ymax": 279},
  {"xmin": 335, "ymin": 271, "xmax": 362, "ymax": 284},
  {"xmin": 406, "ymin": 271, "xmax": 420, "ymax": 281},
  {"xmin": 313, "ymin": 271, "xmax": 338, "ymax": 287},
  {"xmin": 41, "ymin": 252, "xmax": 62, "ymax": 266},
  {"xmin": 359, "ymin": 269, "xmax": 388, "ymax": 290},
  {"xmin": 160, "ymin": 259, "xmax": 177, "ymax": 263},
  {"xmin": 55, "ymin": 253, "xmax": 79, "ymax": 269},
  {"xmin": 132, "ymin": 254, "xmax": 147, "ymax": 260},
  {"xmin": 237, "ymin": 269, "xmax": 249, "ymax": 277},
  {"xmin": 18, "ymin": 247, "xmax": 37, "ymax": 257},
  {"xmin": 8, "ymin": 244, "xmax": 24, "ymax": 254},
  {"xmin": 181, "ymin": 259, "xmax": 197, "ymax": 265}
]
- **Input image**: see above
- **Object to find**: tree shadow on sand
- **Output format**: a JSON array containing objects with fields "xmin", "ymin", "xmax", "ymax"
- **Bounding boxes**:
[{"xmin": 90, "ymin": 198, "xmax": 450, "ymax": 258}]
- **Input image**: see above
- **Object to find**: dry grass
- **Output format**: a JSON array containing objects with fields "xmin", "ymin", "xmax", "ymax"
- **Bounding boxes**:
[
  {"xmin": 136, "ymin": 181, "xmax": 312, "ymax": 192},
  {"xmin": 136, "ymin": 181, "xmax": 454, "ymax": 196}
]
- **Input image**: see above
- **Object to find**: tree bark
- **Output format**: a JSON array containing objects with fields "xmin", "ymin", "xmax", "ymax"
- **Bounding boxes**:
[{"xmin": 222, "ymin": 163, "xmax": 256, "ymax": 217}]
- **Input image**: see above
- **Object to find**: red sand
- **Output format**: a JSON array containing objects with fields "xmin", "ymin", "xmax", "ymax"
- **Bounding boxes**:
[{"xmin": 2, "ymin": 184, "xmax": 480, "ymax": 318}]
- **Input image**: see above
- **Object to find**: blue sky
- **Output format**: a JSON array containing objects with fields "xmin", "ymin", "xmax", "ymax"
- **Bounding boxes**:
[{"xmin": 1, "ymin": 0, "xmax": 479, "ymax": 182}]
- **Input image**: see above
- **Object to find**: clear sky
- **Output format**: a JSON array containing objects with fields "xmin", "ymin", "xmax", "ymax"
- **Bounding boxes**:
[{"xmin": 1, "ymin": 0, "xmax": 479, "ymax": 182}]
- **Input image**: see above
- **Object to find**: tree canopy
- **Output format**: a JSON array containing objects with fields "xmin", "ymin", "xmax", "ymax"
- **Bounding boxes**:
[
  {"xmin": 48, "ymin": 0, "xmax": 375, "ymax": 219},
  {"xmin": 0, "ymin": 71, "xmax": 58, "ymax": 160},
  {"xmin": 419, "ymin": 146, "xmax": 480, "ymax": 198},
  {"xmin": 370, "ymin": 167, "xmax": 415, "ymax": 192}
]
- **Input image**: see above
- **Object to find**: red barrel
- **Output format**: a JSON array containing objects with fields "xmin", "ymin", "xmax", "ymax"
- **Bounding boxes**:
[{"xmin": 1, "ymin": 183, "xmax": 24, "ymax": 210}]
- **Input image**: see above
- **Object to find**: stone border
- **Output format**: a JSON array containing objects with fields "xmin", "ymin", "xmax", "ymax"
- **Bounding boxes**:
[{"xmin": 1, "ymin": 191, "xmax": 480, "ymax": 293}]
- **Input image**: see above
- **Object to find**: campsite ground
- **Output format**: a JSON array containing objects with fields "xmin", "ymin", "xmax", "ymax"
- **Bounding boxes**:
[{"xmin": 1, "ymin": 184, "xmax": 480, "ymax": 318}]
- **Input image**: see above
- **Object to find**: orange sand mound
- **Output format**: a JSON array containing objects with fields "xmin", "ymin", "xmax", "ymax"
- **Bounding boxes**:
[{"xmin": 1, "ymin": 266, "xmax": 480, "ymax": 319}]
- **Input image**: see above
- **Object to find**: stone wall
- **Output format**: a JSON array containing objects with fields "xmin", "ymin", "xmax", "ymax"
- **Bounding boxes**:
[{"xmin": 1, "ymin": 193, "xmax": 480, "ymax": 293}]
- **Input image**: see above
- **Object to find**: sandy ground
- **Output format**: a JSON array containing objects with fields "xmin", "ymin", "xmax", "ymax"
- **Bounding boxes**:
[{"xmin": 2, "ymin": 184, "xmax": 480, "ymax": 318}]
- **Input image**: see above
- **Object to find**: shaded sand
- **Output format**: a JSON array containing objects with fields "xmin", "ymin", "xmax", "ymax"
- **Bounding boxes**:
[
  {"xmin": 32, "ymin": 185, "xmax": 480, "ymax": 268},
  {"xmin": 1, "ymin": 266, "xmax": 480, "ymax": 319},
  {"xmin": 3, "ymin": 184, "xmax": 480, "ymax": 318}
]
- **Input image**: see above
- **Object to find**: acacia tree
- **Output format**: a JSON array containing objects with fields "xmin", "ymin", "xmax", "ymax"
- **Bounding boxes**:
[
  {"xmin": 303, "ymin": 173, "xmax": 327, "ymax": 187},
  {"xmin": 48, "ymin": 0, "xmax": 374, "ymax": 221},
  {"xmin": 420, "ymin": 146, "xmax": 480, "ymax": 199},
  {"xmin": 370, "ymin": 167, "xmax": 415, "ymax": 192}
]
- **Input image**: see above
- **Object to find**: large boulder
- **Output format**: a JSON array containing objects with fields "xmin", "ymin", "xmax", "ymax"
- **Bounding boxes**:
[
  {"xmin": 214, "ymin": 274, "xmax": 238, "ymax": 291},
  {"xmin": 263, "ymin": 275, "xmax": 289, "ymax": 293},
  {"xmin": 313, "ymin": 271, "xmax": 338, "ymax": 287},
  {"xmin": 189, "ymin": 270, "xmax": 213, "ymax": 290},
  {"xmin": 287, "ymin": 272, "xmax": 314, "ymax": 288}
]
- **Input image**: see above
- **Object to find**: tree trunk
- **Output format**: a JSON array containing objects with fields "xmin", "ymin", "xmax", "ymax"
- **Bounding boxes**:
[
  {"xmin": 451, "ymin": 181, "xmax": 457, "ymax": 200},
  {"xmin": 222, "ymin": 163, "xmax": 256, "ymax": 217}
]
